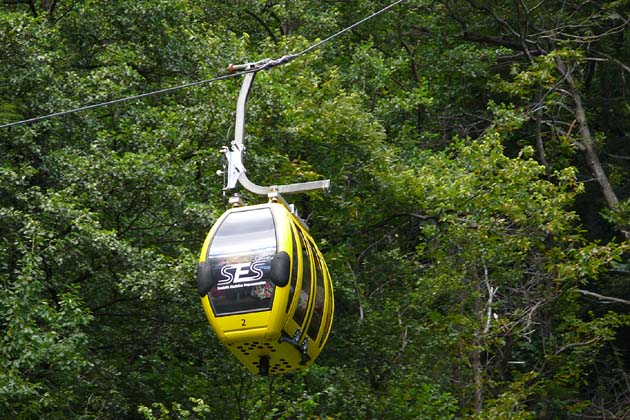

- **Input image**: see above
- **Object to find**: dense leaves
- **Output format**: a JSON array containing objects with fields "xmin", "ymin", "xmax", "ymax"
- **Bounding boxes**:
[{"xmin": 1, "ymin": 1, "xmax": 629, "ymax": 419}]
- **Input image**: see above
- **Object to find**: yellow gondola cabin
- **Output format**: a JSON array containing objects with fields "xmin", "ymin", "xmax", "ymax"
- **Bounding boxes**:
[{"xmin": 197, "ymin": 202, "xmax": 334, "ymax": 375}]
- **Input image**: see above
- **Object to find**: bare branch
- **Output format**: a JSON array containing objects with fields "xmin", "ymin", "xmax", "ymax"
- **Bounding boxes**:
[
  {"xmin": 347, "ymin": 262, "xmax": 364, "ymax": 323},
  {"xmin": 592, "ymin": 51, "xmax": 630, "ymax": 74},
  {"xmin": 357, "ymin": 220, "xmax": 410, "ymax": 264},
  {"xmin": 483, "ymin": 263, "xmax": 497, "ymax": 334},
  {"xmin": 534, "ymin": 89, "xmax": 551, "ymax": 170},
  {"xmin": 577, "ymin": 289, "xmax": 630, "ymax": 306},
  {"xmin": 464, "ymin": 0, "xmax": 521, "ymax": 39},
  {"xmin": 554, "ymin": 337, "xmax": 601, "ymax": 355},
  {"xmin": 245, "ymin": 10, "xmax": 278, "ymax": 44},
  {"xmin": 4, "ymin": 0, "xmax": 37, "ymax": 16},
  {"xmin": 606, "ymin": 153, "xmax": 630, "ymax": 161},
  {"xmin": 460, "ymin": 32, "xmax": 531, "ymax": 52}
]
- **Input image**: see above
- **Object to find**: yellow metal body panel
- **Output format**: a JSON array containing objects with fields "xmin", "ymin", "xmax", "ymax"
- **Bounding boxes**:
[{"xmin": 199, "ymin": 202, "xmax": 333, "ymax": 374}]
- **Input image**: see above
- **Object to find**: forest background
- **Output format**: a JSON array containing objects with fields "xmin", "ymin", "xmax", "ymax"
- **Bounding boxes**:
[{"xmin": 1, "ymin": 0, "xmax": 630, "ymax": 419}]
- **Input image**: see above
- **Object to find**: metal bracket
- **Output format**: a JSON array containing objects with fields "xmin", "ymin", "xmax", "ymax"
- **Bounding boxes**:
[
  {"xmin": 221, "ymin": 61, "xmax": 331, "ymax": 196},
  {"xmin": 279, "ymin": 329, "xmax": 311, "ymax": 365},
  {"xmin": 228, "ymin": 193, "xmax": 244, "ymax": 208}
]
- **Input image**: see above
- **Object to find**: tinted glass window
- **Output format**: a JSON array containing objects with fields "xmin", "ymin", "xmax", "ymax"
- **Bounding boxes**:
[
  {"xmin": 285, "ymin": 226, "xmax": 299, "ymax": 314},
  {"xmin": 307, "ymin": 246, "xmax": 325, "ymax": 340},
  {"xmin": 320, "ymin": 265, "xmax": 333, "ymax": 345},
  {"xmin": 207, "ymin": 208, "xmax": 277, "ymax": 316},
  {"xmin": 293, "ymin": 231, "xmax": 311, "ymax": 326}
]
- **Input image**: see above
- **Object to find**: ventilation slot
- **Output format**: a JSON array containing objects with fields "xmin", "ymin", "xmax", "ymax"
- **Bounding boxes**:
[
  {"xmin": 269, "ymin": 358, "xmax": 292, "ymax": 374},
  {"xmin": 235, "ymin": 342, "xmax": 277, "ymax": 357}
]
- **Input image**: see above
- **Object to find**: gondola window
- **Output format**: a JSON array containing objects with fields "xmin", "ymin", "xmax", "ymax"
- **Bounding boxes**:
[{"xmin": 207, "ymin": 208, "xmax": 277, "ymax": 316}]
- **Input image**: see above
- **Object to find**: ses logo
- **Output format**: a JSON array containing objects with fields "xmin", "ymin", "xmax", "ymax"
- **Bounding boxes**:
[{"xmin": 217, "ymin": 260, "xmax": 268, "ymax": 289}]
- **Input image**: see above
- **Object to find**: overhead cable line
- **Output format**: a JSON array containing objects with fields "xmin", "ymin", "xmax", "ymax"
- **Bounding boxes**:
[
  {"xmin": 0, "ymin": 0, "xmax": 407, "ymax": 129},
  {"xmin": 290, "ymin": 0, "xmax": 407, "ymax": 60},
  {"xmin": 0, "ymin": 72, "xmax": 244, "ymax": 129}
]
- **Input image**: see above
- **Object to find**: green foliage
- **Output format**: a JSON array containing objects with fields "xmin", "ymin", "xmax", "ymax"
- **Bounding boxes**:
[
  {"xmin": 1, "ymin": 0, "xmax": 629, "ymax": 419},
  {"xmin": 138, "ymin": 398, "xmax": 212, "ymax": 420}
]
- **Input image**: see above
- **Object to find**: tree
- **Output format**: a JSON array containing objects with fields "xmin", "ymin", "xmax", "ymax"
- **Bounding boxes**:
[
  {"xmin": 2, "ymin": 1, "xmax": 629, "ymax": 418},
  {"xmin": 441, "ymin": 0, "xmax": 630, "ymax": 234}
]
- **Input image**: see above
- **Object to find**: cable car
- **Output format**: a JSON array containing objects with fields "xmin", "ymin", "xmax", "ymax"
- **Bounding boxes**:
[
  {"xmin": 197, "ymin": 61, "xmax": 333, "ymax": 374},
  {"xmin": 197, "ymin": 201, "xmax": 334, "ymax": 375}
]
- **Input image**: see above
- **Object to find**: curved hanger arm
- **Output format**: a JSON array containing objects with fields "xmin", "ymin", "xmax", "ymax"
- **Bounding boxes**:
[{"xmin": 222, "ymin": 62, "xmax": 330, "ymax": 196}]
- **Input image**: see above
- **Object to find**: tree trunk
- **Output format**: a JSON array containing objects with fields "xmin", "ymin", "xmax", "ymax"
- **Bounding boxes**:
[
  {"xmin": 472, "ymin": 272, "xmax": 483, "ymax": 413},
  {"xmin": 472, "ymin": 336, "xmax": 483, "ymax": 413},
  {"xmin": 555, "ymin": 56, "xmax": 619, "ymax": 210}
]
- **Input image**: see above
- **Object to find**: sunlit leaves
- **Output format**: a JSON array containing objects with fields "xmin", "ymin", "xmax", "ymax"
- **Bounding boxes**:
[{"xmin": 1, "ymin": 0, "xmax": 629, "ymax": 418}]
